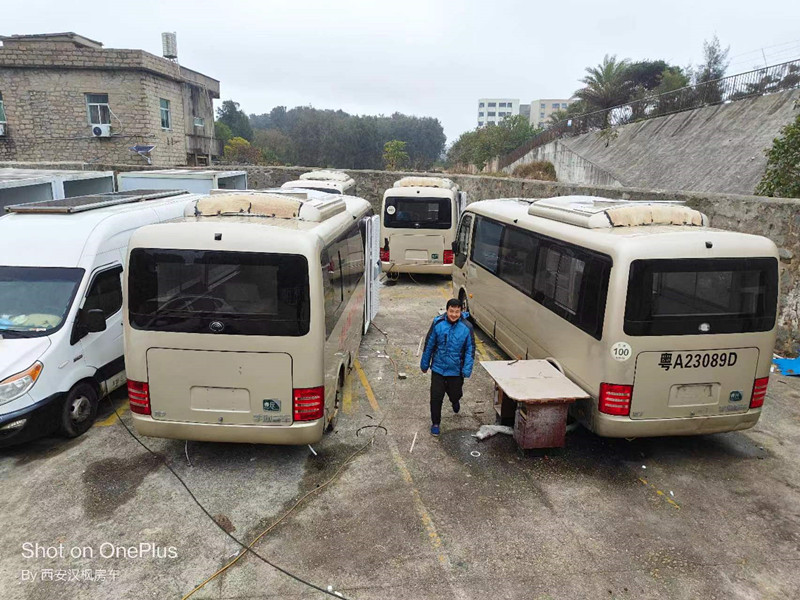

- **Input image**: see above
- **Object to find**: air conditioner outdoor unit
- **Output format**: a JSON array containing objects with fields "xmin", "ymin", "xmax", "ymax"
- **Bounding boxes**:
[
  {"xmin": 91, "ymin": 124, "xmax": 111, "ymax": 137},
  {"xmin": 0, "ymin": 123, "xmax": 6, "ymax": 137}
]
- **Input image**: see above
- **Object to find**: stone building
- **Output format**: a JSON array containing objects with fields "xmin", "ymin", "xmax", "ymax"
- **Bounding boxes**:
[{"xmin": 0, "ymin": 32, "xmax": 221, "ymax": 166}]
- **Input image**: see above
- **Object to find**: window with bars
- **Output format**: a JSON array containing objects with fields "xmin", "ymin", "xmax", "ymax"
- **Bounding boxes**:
[
  {"xmin": 0, "ymin": 91, "xmax": 6, "ymax": 123},
  {"xmin": 160, "ymin": 99, "xmax": 171, "ymax": 130},
  {"xmin": 193, "ymin": 116, "xmax": 205, "ymax": 128},
  {"xmin": 86, "ymin": 94, "xmax": 110, "ymax": 125}
]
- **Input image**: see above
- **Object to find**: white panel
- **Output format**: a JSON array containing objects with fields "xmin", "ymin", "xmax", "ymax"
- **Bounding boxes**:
[{"xmin": 364, "ymin": 215, "xmax": 381, "ymax": 332}]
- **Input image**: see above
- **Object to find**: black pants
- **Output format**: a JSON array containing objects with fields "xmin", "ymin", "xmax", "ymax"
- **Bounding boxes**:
[{"xmin": 430, "ymin": 372, "xmax": 464, "ymax": 425}]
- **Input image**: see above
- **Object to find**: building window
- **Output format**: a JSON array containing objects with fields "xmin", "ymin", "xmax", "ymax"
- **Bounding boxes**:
[
  {"xmin": 0, "ymin": 91, "xmax": 5, "ymax": 123},
  {"xmin": 478, "ymin": 112, "xmax": 484, "ymax": 117},
  {"xmin": 488, "ymin": 102, "xmax": 496, "ymax": 107},
  {"xmin": 160, "ymin": 99, "xmax": 171, "ymax": 130},
  {"xmin": 193, "ymin": 116, "xmax": 205, "ymax": 128},
  {"xmin": 540, "ymin": 103, "xmax": 546, "ymax": 109},
  {"xmin": 86, "ymin": 94, "xmax": 111, "ymax": 125},
  {"xmin": 479, "ymin": 102, "xmax": 484, "ymax": 108},
  {"xmin": 478, "ymin": 121, "xmax": 484, "ymax": 127},
  {"xmin": 488, "ymin": 112, "xmax": 496, "ymax": 117},
  {"xmin": 540, "ymin": 112, "xmax": 545, "ymax": 118}
]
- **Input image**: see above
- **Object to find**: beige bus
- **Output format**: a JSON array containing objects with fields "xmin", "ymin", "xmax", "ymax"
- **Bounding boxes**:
[
  {"xmin": 123, "ymin": 191, "xmax": 376, "ymax": 444},
  {"xmin": 380, "ymin": 177, "xmax": 466, "ymax": 275},
  {"xmin": 452, "ymin": 196, "xmax": 778, "ymax": 437},
  {"xmin": 281, "ymin": 170, "xmax": 357, "ymax": 195}
]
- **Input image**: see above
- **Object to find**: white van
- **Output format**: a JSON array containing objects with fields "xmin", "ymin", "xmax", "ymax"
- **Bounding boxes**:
[
  {"xmin": 0, "ymin": 190, "xmax": 201, "ymax": 446},
  {"xmin": 380, "ymin": 176, "xmax": 467, "ymax": 275},
  {"xmin": 124, "ymin": 190, "xmax": 379, "ymax": 445},
  {"xmin": 281, "ymin": 170, "xmax": 357, "ymax": 195}
]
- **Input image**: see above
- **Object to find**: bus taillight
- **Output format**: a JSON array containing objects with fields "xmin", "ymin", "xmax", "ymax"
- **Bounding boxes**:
[
  {"xmin": 598, "ymin": 383, "xmax": 632, "ymax": 416},
  {"xmin": 293, "ymin": 386, "xmax": 325, "ymax": 421},
  {"xmin": 127, "ymin": 380, "xmax": 151, "ymax": 415},
  {"xmin": 380, "ymin": 248, "xmax": 390, "ymax": 262},
  {"xmin": 443, "ymin": 250, "xmax": 454, "ymax": 264},
  {"xmin": 750, "ymin": 377, "xmax": 769, "ymax": 408}
]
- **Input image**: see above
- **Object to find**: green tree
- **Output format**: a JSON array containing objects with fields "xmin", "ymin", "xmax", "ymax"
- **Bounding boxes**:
[
  {"xmin": 214, "ymin": 121, "xmax": 233, "ymax": 144},
  {"xmin": 383, "ymin": 140, "xmax": 409, "ymax": 170},
  {"xmin": 252, "ymin": 129, "xmax": 297, "ymax": 165},
  {"xmin": 223, "ymin": 137, "xmax": 262, "ymax": 164},
  {"xmin": 755, "ymin": 112, "xmax": 800, "ymax": 198},
  {"xmin": 217, "ymin": 100, "xmax": 253, "ymax": 141},
  {"xmin": 695, "ymin": 35, "xmax": 730, "ymax": 104},
  {"xmin": 446, "ymin": 116, "xmax": 540, "ymax": 170},
  {"xmin": 574, "ymin": 55, "xmax": 633, "ymax": 124}
]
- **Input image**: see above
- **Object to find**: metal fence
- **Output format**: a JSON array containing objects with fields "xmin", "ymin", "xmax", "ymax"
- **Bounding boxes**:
[{"xmin": 498, "ymin": 59, "xmax": 800, "ymax": 170}]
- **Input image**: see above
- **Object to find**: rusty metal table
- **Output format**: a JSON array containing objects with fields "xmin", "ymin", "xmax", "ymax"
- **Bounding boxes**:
[{"xmin": 480, "ymin": 360, "xmax": 590, "ymax": 449}]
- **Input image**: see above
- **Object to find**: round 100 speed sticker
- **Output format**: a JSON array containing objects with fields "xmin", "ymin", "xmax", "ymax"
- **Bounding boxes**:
[{"xmin": 611, "ymin": 342, "xmax": 632, "ymax": 362}]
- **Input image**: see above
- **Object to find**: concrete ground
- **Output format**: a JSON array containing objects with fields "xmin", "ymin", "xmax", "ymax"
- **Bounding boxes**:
[{"xmin": 2, "ymin": 275, "xmax": 800, "ymax": 600}]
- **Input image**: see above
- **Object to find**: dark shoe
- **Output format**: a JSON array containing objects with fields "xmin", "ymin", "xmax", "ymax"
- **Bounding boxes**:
[
  {"xmin": 431, "ymin": 424, "xmax": 440, "ymax": 436},
  {"xmin": 452, "ymin": 401, "xmax": 460, "ymax": 414}
]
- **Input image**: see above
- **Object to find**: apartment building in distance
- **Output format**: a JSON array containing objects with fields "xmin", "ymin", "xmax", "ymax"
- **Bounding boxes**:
[
  {"xmin": 477, "ymin": 98, "xmax": 519, "ymax": 127},
  {"xmin": 0, "ymin": 32, "xmax": 220, "ymax": 166},
  {"xmin": 529, "ymin": 98, "xmax": 578, "ymax": 128}
]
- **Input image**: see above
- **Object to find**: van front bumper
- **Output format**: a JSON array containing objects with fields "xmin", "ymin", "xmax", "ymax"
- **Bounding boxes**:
[
  {"xmin": 590, "ymin": 408, "xmax": 761, "ymax": 438},
  {"xmin": 382, "ymin": 261, "xmax": 453, "ymax": 275},
  {"xmin": 0, "ymin": 393, "xmax": 65, "ymax": 447},
  {"xmin": 131, "ymin": 414, "xmax": 325, "ymax": 445}
]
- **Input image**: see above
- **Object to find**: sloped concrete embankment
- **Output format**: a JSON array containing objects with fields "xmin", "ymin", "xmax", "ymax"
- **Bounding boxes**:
[{"xmin": 504, "ymin": 89, "xmax": 800, "ymax": 195}]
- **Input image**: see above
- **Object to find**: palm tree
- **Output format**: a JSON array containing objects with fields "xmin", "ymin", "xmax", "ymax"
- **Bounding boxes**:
[{"xmin": 574, "ymin": 55, "xmax": 633, "ymax": 127}]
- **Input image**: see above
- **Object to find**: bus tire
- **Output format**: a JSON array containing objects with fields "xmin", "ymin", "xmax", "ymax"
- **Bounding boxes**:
[
  {"xmin": 326, "ymin": 373, "xmax": 345, "ymax": 433},
  {"xmin": 459, "ymin": 290, "xmax": 473, "ymax": 322},
  {"xmin": 59, "ymin": 382, "xmax": 98, "ymax": 438}
]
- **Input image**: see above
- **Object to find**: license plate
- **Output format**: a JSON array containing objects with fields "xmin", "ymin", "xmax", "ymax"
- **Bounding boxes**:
[{"xmin": 658, "ymin": 351, "xmax": 738, "ymax": 372}]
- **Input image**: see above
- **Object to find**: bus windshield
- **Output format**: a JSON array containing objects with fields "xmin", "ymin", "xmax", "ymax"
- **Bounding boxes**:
[
  {"xmin": 128, "ymin": 249, "xmax": 310, "ymax": 336},
  {"xmin": 624, "ymin": 257, "xmax": 778, "ymax": 336},
  {"xmin": 384, "ymin": 197, "xmax": 452, "ymax": 229},
  {"xmin": 0, "ymin": 267, "xmax": 84, "ymax": 337}
]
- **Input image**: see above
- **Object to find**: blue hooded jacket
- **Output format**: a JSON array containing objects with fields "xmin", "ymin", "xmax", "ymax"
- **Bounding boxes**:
[{"xmin": 420, "ymin": 312, "xmax": 476, "ymax": 378}]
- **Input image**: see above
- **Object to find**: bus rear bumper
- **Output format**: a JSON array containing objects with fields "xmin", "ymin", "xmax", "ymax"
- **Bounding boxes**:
[
  {"xmin": 382, "ymin": 261, "xmax": 453, "ymax": 275},
  {"xmin": 131, "ymin": 414, "xmax": 325, "ymax": 445},
  {"xmin": 591, "ymin": 409, "xmax": 761, "ymax": 438}
]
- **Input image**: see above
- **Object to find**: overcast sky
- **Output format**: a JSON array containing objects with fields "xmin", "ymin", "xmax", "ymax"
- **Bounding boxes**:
[{"xmin": 4, "ymin": 0, "xmax": 800, "ymax": 142}]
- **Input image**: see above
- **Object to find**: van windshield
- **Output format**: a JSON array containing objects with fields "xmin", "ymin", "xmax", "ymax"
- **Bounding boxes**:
[
  {"xmin": 128, "ymin": 249, "xmax": 310, "ymax": 336},
  {"xmin": 384, "ymin": 197, "xmax": 452, "ymax": 229},
  {"xmin": 0, "ymin": 267, "xmax": 84, "ymax": 337},
  {"xmin": 625, "ymin": 258, "xmax": 778, "ymax": 336}
]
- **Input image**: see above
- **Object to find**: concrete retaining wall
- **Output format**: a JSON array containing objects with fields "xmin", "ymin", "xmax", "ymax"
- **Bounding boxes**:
[
  {"xmin": 4, "ymin": 161, "xmax": 800, "ymax": 353},
  {"xmin": 502, "ymin": 140, "xmax": 624, "ymax": 187},
  {"xmin": 501, "ymin": 89, "xmax": 800, "ymax": 195}
]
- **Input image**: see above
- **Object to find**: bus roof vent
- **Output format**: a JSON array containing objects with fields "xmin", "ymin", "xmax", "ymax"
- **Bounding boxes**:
[
  {"xmin": 191, "ymin": 191, "xmax": 346, "ymax": 222},
  {"xmin": 527, "ymin": 196, "xmax": 709, "ymax": 228},
  {"xmin": 393, "ymin": 176, "xmax": 458, "ymax": 191},
  {"xmin": 299, "ymin": 170, "xmax": 352, "ymax": 182}
]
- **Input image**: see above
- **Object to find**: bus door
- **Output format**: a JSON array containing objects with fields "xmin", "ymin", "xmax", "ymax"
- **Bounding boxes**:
[{"xmin": 364, "ymin": 215, "xmax": 380, "ymax": 333}]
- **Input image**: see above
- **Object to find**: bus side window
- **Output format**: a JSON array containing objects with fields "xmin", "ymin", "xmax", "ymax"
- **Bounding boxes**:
[
  {"xmin": 498, "ymin": 227, "xmax": 538, "ymax": 294},
  {"xmin": 472, "ymin": 216, "xmax": 504, "ymax": 273},
  {"xmin": 455, "ymin": 215, "xmax": 472, "ymax": 268}
]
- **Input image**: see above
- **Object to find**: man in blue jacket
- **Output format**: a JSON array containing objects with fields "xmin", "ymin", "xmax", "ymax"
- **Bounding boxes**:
[{"xmin": 420, "ymin": 298, "xmax": 476, "ymax": 436}]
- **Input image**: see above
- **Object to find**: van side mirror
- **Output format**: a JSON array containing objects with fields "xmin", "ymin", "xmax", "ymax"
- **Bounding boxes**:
[{"xmin": 84, "ymin": 309, "xmax": 107, "ymax": 333}]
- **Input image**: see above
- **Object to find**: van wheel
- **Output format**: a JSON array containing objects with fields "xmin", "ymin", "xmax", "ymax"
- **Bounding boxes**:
[{"xmin": 59, "ymin": 382, "xmax": 98, "ymax": 438}]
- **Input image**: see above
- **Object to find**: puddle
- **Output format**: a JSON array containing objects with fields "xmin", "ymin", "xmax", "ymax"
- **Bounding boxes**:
[{"xmin": 82, "ymin": 454, "xmax": 162, "ymax": 520}]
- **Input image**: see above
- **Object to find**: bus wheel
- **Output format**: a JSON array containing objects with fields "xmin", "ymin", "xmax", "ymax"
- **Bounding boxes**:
[
  {"xmin": 327, "ymin": 379, "xmax": 344, "ymax": 433},
  {"xmin": 59, "ymin": 382, "xmax": 98, "ymax": 438},
  {"xmin": 459, "ymin": 290, "xmax": 473, "ymax": 322}
]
